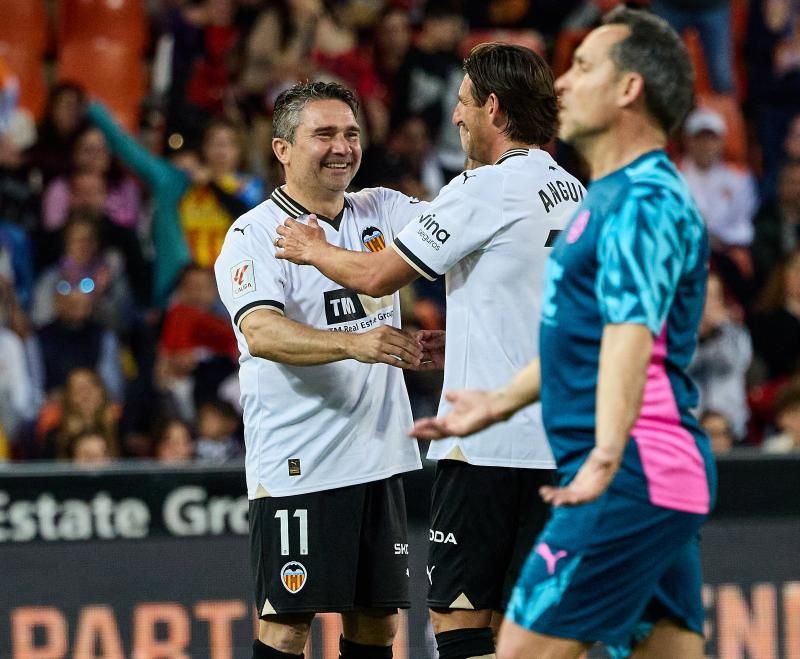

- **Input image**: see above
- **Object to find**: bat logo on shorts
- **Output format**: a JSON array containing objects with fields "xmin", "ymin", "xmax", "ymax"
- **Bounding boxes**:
[{"xmin": 280, "ymin": 561, "xmax": 307, "ymax": 593}]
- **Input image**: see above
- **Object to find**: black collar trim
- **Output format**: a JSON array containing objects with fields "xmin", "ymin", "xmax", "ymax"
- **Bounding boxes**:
[
  {"xmin": 270, "ymin": 187, "xmax": 351, "ymax": 231},
  {"xmin": 495, "ymin": 148, "xmax": 530, "ymax": 165}
]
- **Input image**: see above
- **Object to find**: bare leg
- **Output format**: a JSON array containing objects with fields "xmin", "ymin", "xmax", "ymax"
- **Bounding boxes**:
[
  {"xmin": 496, "ymin": 617, "xmax": 590, "ymax": 659},
  {"xmin": 630, "ymin": 619, "xmax": 704, "ymax": 659},
  {"xmin": 258, "ymin": 613, "xmax": 315, "ymax": 655},
  {"xmin": 341, "ymin": 607, "xmax": 398, "ymax": 646}
]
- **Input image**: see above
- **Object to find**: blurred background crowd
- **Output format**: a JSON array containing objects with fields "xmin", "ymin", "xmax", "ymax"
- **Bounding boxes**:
[{"xmin": 0, "ymin": 0, "xmax": 799, "ymax": 466}]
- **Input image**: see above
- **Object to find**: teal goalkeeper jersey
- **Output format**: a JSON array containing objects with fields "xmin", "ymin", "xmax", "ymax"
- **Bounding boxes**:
[{"xmin": 539, "ymin": 150, "xmax": 716, "ymax": 514}]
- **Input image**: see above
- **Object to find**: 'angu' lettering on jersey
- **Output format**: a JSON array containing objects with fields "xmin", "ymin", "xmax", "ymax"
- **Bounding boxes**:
[
  {"xmin": 538, "ymin": 180, "xmax": 585, "ymax": 213},
  {"xmin": 324, "ymin": 289, "xmax": 367, "ymax": 324}
]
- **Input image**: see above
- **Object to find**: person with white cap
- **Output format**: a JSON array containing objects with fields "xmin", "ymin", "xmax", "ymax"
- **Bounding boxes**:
[{"xmin": 680, "ymin": 107, "xmax": 758, "ymax": 289}]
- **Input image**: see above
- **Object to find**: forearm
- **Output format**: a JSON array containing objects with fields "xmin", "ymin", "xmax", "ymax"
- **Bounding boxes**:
[
  {"xmin": 491, "ymin": 357, "xmax": 541, "ymax": 420},
  {"xmin": 594, "ymin": 323, "xmax": 653, "ymax": 461},
  {"xmin": 242, "ymin": 310, "xmax": 352, "ymax": 365},
  {"xmin": 312, "ymin": 244, "xmax": 395, "ymax": 297}
]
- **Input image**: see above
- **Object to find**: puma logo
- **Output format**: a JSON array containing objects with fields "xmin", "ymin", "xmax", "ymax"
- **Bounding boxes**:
[
  {"xmin": 535, "ymin": 543, "xmax": 568, "ymax": 575},
  {"xmin": 462, "ymin": 171, "xmax": 476, "ymax": 184},
  {"xmin": 234, "ymin": 224, "xmax": 251, "ymax": 235}
]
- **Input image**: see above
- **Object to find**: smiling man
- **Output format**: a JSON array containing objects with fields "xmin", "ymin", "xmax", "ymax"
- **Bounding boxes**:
[
  {"xmin": 214, "ymin": 82, "xmax": 427, "ymax": 659},
  {"xmin": 274, "ymin": 44, "xmax": 584, "ymax": 659},
  {"xmin": 410, "ymin": 8, "xmax": 717, "ymax": 659}
]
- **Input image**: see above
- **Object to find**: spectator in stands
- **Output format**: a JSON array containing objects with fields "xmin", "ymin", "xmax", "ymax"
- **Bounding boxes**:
[
  {"xmin": 35, "ymin": 276, "xmax": 124, "ymax": 402},
  {"xmin": 164, "ymin": 0, "xmax": 241, "ymax": 139},
  {"xmin": 0, "ymin": 279, "xmax": 38, "ymax": 447},
  {"xmin": 689, "ymin": 272, "xmax": 752, "ymax": 440},
  {"xmin": 42, "ymin": 125, "xmax": 141, "ymax": 232},
  {"xmin": 179, "ymin": 119, "xmax": 265, "ymax": 270},
  {"xmin": 194, "ymin": 400, "xmax": 241, "ymax": 462},
  {"xmin": 747, "ymin": 0, "xmax": 800, "ymax": 199},
  {"xmin": 682, "ymin": 108, "xmax": 757, "ymax": 249},
  {"xmin": 652, "ymin": 0, "xmax": 735, "ymax": 94},
  {"xmin": 763, "ymin": 380, "xmax": 800, "ymax": 452},
  {"xmin": 155, "ymin": 264, "xmax": 237, "ymax": 420},
  {"xmin": 0, "ymin": 220, "xmax": 34, "ymax": 309},
  {"xmin": 680, "ymin": 108, "xmax": 758, "ymax": 301},
  {"xmin": 752, "ymin": 159, "xmax": 800, "ymax": 287},
  {"xmin": 392, "ymin": 1, "xmax": 467, "ymax": 179},
  {"xmin": 25, "ymin": 82, "xmax": 87, "ymax": 186},
  {"xmin": 0, "ymin": 91, "xmax": 40, "ymax": 232},
  {"xmin": 750, "ymin": 250, "xmax": 800, "ymax": 382},
  {"xmin": 37, "ymin": 367, "xmax": 120, "ymax": 460},
  {"xmin": 700, "ymin": 410, "xmax": 736, "ymax": 455},
  {"xmin": 67, "ymin": 428, "xmax": 114, "ymax": 466},
  {"xmin": 31, "ymin": 213, "xmax": 134, "ymax": 335},
  {"xmin": 154, "ymin": 418, "xmax": 195, "ymax": 463},
  {"xmin": 368, "ymin": 7, "xmax": 413, "ymax": 114}
]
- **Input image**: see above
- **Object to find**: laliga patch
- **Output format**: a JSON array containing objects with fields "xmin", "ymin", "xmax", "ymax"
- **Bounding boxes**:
[
  {"xmin": 231, "ymin": 260, "xmax": 255, "ymax": 298},
  {"xmin": 281, "ymin": 561, "xmax": 307, "ymax": 593},
  {"xmin": 361, "ymin": 226, "xmax": 386, "ymax": 252}
]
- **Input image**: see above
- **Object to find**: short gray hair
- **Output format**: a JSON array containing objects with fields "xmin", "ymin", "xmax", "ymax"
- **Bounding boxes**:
[
  {"xmin": 603, "ymin": 7, "xmax": 694, "ymax": 135},
  {"xmin": 273, "ymin": 81, "xmax": 360, "ymax": 143}
]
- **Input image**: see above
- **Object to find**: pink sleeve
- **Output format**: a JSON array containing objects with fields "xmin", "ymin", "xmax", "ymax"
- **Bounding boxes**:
[{"xmin": 105, "ymin": 177, "xmax": 141, "ymax": 228}]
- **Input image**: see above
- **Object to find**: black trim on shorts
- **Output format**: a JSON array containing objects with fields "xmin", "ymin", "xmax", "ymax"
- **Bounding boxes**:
[{"xmin": 234, "ymin": 300, "xmax": 284, "ymax": 327}]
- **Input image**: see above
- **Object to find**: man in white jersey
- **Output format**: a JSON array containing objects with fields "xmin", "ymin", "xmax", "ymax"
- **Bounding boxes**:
[
  {"xmin": 275, "ymin": 44, "xmax": 585, "ymax": 659},
  {"xmin": 214, "ymin": 81, "xmax": 427, "ymax": 659}
]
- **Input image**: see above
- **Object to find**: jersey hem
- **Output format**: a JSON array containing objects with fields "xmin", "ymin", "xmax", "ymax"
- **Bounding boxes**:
[
  {"xmin": 247, "ymin": 460, "xmax": 423, "ymax": 499},
  {"xmin": 425, "ymin": 454, "xmax": 556, "ymax": 470}
]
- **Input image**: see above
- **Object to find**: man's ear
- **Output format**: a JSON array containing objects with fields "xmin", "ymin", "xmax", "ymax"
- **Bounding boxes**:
[
  {"xmin": 272, "ymin": 138, "xmax": 291, "ymax": 165},
  {"xmin": 486, "ymin": 92, "xmax": 505, "ymax": 129},
  {"xmin": 617, "ymin": 72, "xmax": 645, "ymax": 111}
]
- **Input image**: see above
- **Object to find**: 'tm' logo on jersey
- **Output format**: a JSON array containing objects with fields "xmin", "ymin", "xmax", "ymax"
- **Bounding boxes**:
[
  {"xmin": 280, "ymin": 561, "xmax": 307, "ymax": 593},
  {"xmin": 324, "ymin": 288, "xmax": 367, "ymax": 324},
  {"xmin": 417, "ymin": 213, "xmax": 450, "ymax": 250},
  {"xmin": 361, "ymin": 226, "xmax": 386, "ymax": 252},
  {"xmin": 231, "ymin": 260, "xmax": 256, "ymax": 298}
]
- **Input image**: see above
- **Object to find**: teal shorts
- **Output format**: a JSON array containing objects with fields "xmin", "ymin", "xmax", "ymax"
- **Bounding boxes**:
[{"xmin": 506, "ymin": 490, "xmax": 706, "ymax": 657}]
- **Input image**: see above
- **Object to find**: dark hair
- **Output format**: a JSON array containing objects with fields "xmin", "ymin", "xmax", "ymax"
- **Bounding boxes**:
[
  {"xmin": 602, "ymin": 7, "xmax": 694, "ymax": 135},
  {"xmin": 463, "ymin": 42, "xmax": 558, "ymax": 145},
  {"xmin": 273, "ymin": 81, "xmax": 360, "ymax": 143}
]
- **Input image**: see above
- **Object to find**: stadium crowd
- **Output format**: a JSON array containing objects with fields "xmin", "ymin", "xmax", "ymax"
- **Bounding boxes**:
[{"xmin": 1, "ymin": 0, "xmax": 800, "ymax": 464}]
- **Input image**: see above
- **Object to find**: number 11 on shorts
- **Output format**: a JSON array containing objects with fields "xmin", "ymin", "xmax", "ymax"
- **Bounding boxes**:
[{"xmin": 275, "ymin": 509, "xmax": 309, "ymax": 556}]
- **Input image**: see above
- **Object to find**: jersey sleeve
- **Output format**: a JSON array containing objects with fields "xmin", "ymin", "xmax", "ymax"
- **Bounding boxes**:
[
  {"xmin": 595, "ymin": 186, "xmax": 690, "ymax": 335},
  {"xmin": 390, "ymin": 172, "xmax": 500, "ymax": 281},
  {"xmin": 378, "ymin": 188, "xmax": 432, "ymax": 236},
  {"xmin": 214, "ymin": 215, "xmax": 287, "ymax": 330}
]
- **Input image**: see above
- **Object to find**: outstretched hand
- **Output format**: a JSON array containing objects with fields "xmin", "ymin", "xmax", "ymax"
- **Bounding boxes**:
[
  {"xmin": 539, "ymin": 447, "xmax": 621, "ymax": 506},
  {"xmin": 274, "ymin": 215, "xmax": 327, "ymax": 265},
  {"xmin": 410, "ymin": 389, "xmax": 500, "ymax": 439}
]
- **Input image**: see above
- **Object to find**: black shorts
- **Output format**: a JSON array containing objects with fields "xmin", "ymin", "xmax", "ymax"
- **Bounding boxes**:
[
  {"xmin": 250, "ymin": 475, "xmax": 411, "ymax": 616},
  {"xmin": 426, "ymin": 460, "xmax": 554, "ymax": 611}
]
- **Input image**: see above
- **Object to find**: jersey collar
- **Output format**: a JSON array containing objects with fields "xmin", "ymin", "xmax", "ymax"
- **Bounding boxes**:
[
  {"xmin": 494, "ymin": 148, "xmax": 530, "ymax": 165},
  {"xmin": 271, "ymin": 186, "xmax": 352, "ymax": 231}
]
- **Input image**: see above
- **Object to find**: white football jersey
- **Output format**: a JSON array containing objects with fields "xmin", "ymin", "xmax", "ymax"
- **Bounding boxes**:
[
  {"xmin": 392, "ymin": 148, "xmax": 586, "ymax": 468},
  {"xmin": 214, "ymin": 186, "xmax": 425, "ymax": 498}
]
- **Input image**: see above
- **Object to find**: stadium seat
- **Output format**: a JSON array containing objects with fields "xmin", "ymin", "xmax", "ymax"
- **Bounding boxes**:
[
  {"xmin": 552, "ymin": 29, "xmax": 590, "ymax": 78},
  {"xmin": 0, "ymin": 44, "xmax": 46, "ymax": 119},
  {"xmin": 0, "ymin": 0, "xmax": 49, "ymax": 56},
  {"xmin": 58, "ymin": 39, "xmax": 146, "ymax": 131},
  {"xmin": 58, "ymin": 0, "xmax": 148, "ymax": 54}
]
